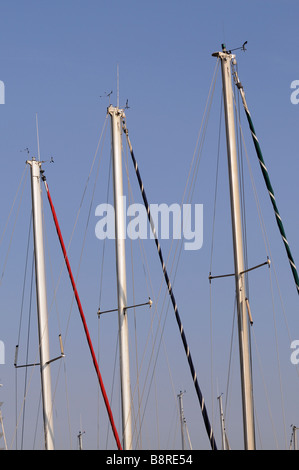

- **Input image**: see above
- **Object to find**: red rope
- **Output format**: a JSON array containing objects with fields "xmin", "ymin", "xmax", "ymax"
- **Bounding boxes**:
[{"xmin": 44, "ymin": 179, "xmax": 122, "ymax": 450}]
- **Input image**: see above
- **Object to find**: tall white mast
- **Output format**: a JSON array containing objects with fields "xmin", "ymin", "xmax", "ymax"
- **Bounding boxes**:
[
  {"xmin": 291, "ymin": 425, "xmax": 298, "ymax": 450},
  {"xmin": 212, "ymin": 46, "xmax": 255, "ymax": 450},
  {"xmin": 27, "ymin": 158, "xmax": 54, "ymax": 450},
  {"xmin": 218, "ymin": 393, "xmax": 229, "ymax": 450},
  {"xmin": 178, "ymin": 391, "xmax": 186, "ymax": 450},
  {"xmin": 108, "ymin": 105, "xmax": 133, "ymax": 450}
]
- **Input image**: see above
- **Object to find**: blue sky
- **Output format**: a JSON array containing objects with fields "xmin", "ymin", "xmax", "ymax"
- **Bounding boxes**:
[{"xmin": 0, "ymin": 0, "xmax": 299, "ymax": 450}]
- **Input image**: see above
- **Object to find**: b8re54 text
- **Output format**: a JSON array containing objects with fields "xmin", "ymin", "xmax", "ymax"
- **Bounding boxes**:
[{"xmin": 150, "ymin": 455, "xmax": 193, "ymax": 465}]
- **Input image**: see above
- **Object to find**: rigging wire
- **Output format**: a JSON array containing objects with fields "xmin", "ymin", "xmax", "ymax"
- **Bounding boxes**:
[
  {"xmin": 97, "ymin": 150, "xmax": 112, "ymax": 450},
  {"xmin": 7, "ymin": 131, "xmax": 107, "ymax": 446},
  {"xmin": 15, "ymin": 214, "xmax": 32, "ymax": 449},
  {"xmin": 42, "ymin": 194, "xmax": 73, "ymax": 449},
  {"xmin": 0, "ymin": 165, "xmax": 29, "ymax": 287},
  {"xmin": 43, "ymin": 178, "xmax": 122, "ymax": 450},
  {"xmin": 122, "ymin": 133, "xmax": 206, "ymax": 448},
  {"xmin": 20, "ymin": 255, "xmax": 35, "ymax": 449},
  {"xmin": 241, "ymin": 118, "xmax": 298, "ymax": 367},
  {"xmin": 268, "ymin": 267, "xmax": 288, "ymax": 448},
  {"xmin": 96, "ymin": 122, "xmax": 175, "ymax": 449},
  {"xmin": 48, "ymin": 115, "xmax": 109, "ymax": 346},
  {"xmin": 98, "ymin": 151, "xmax": 112, "ymax": 310},
  {"xmin": 125, "ymin": 140, "xmax": 146, "ymax": 450},
  {"xmin": 13, "ymin": 177, "xmax": 64, "ymax": 450},
  {"xmin": 131, "ymin": 55, "xmax": 219, "ymax": 410},
  {"xmin": 105, "ymin": 335, "xmax": 119, "ymax": 449},
  {"xmin": 121, "ymin": 150, "xmax": 168, "ymax": 448},
  {"xmin": 234, "ymin": 89, "xmax": 296, "ymax": 447},
  {"xmin": 223, "ymin": 87, "xmax": 281, "ymax": 448},
  {"xmin": 9, "ymin": 171, "xmax": 44, "ymax": 450},
  {"xmin": 235, "ymin": 93, "xmax": 298, "ymax": 391},
  {"xmin": 33, "ymin": 392, "xmax": 42, "ymax": 450},
  {"xmin": 8, "ymin": 108, "xmax": 116, "ymax": 452},
  {"xmin": 122, "ymin": 126, "xmax": 218, "ymax": 450},
  {"xmin": 224, "ymin": 298, "xmax": 237, "ymax": 433},
  {"xmin": 251, "ymin": 315, "xmax": 279, "ymax": 448},
  {"xmin": 108, "ymin": 125, "xmax": 192, "ymax": 448},
  {"xmin": 120, "ymin": 60, "xmax": 221, "ymax": 450},
  {"xmin": 222, "ymin": 67, "xmax": 298, "ymax": 448},
  {"xmin": 119, "ymin": 132, "xmax": 191, "ymax": 448},
  {"xmin": 12, "ymin": 262, "xmax": 44, "ymax": 450},
  {"xmin": 143, "ymin": 60, "xmax": 220, "ymax": 447},
  {"xmin": 122, "ymin": 138, "xmax": 184, "ymax": 449},
  {"xmin": 208, "ymin": 74, "xmax": 281, "ymax": 449},
  {"xmin": 29, "ymin": 116, "xmax": 110, "ymax": 450},
  {"xmin": 0, "ymin": 164, "xmax": 28, "ymax": 253},
  {"xmin": 160, "ymin": 61, "xmax": 220, "ymax": 440},
  {"xmin": 209, "ymin": 92, "xmax": 223, "ymax": 435},
  {"xmin": 234, "ymin": 67, "xmax": 299, "ymax": 296},
  {"xmin": 233, "ymin": 82, "xmax": 257, "ymax": 440}
]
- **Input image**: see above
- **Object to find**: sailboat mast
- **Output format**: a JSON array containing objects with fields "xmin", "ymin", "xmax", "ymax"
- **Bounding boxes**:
[
  {"xmin": 212, "ymin": 46, "xmax": 255, "ymax": 450},
  {"xmin": 178, "ymin": 391, "xmax": 185, "ymax": 450},
  {"xmin": 108, "ymin": 105, "xmax": 133, "ymax": 450},
  {"xmin": 218, "ymin": 394, "xmax": 227, "ymax": 450},
  {"xmin": 27, "ymin": 158, "xmax": 54, "ymax": 450}
]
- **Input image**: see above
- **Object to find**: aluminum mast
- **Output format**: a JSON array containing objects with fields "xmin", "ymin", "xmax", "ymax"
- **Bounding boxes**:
[
  {"xmin": 108, "ymin": 105, "xmax": 133, "ymax": 450},
  {"xmin": 178, "ymin": 391, "xmax": 186, "ymax": 450},
  {"xmin": 27, "ymin": 158, "xmax": 54, "ymax": 450},
  {"xmin": 218, "ymin": 393, "xmax": 230, "ymax": 450},
  {"xmin": 212, "ymin": 46, "xmax": 255, "ymax": 450}
]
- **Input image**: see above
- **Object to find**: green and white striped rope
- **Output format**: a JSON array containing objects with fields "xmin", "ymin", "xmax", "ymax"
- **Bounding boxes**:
[{"xmin": 234, "ymin": 69, "xmax": 299, "ymax": 295}]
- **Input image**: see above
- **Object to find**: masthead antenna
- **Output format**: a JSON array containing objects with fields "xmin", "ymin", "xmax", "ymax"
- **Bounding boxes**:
[
  {"xmin": 117, "ymin": 63, "xmax": 119, "ymax": 108},
  {"xmin": 36, "ymin": 113, "xmax": 41, "ymax": 161},
  {"xmin": 222, "ymin": 41, "xmax": 248, "ymax": 54}
]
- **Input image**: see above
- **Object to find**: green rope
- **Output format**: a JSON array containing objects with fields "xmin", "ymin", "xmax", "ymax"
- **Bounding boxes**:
[{"xmin": 234, "ymin": 69, "xmax": 299, "ymax": 295}]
